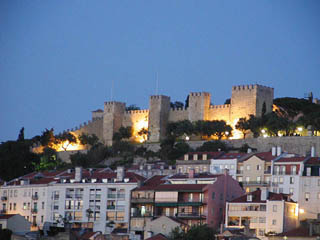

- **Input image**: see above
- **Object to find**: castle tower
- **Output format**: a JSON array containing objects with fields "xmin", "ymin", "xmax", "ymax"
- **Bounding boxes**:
[
  {"xmin": 188, "ymin": 92, "xmax": 211, "ymax": 121},
  {"xmin": 103, "ymin": 101, "xmax": 126, "ymax": 145},
  {"xmin": 230, "ymin": 84, "xmax": 274, "ymax": 124},
  {"xmin": 148, "ymin": 95, "xmax": 171, "ymax": 142}
]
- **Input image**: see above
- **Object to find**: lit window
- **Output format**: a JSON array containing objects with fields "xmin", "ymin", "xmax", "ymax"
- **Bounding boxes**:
[
  {"xmin": 305, "ymin": 192, "xmax": 310, "ymax": 201},
  {"xmin": 289, "ymin": 188, "xmax": 294, "ymax": 194},
  {"xmin": 279, "ymin": 177, "xmax": 284, "ymax": 184}
]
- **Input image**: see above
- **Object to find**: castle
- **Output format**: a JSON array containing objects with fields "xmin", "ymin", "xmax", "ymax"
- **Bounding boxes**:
[{"xmin": 68, "ymin": 84, "xmax": 274, "ymax": 145}]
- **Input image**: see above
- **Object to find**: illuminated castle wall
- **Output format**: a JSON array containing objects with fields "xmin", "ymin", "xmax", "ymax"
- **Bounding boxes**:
[{"xmin": 72, "ymin": 84, "xmax": 274, "ymax": 145}]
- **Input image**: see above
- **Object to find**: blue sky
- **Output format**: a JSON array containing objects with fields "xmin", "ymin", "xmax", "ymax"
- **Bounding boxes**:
[{"xmin": 1, "ymin": 0, "xmax": 319, "ymax": 142}]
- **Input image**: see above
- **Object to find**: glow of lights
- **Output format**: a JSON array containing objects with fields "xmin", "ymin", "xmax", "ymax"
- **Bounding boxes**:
[
  {"xmin": 278, "ymin": 133, "xmax": 283, "ymax": 137},
  {"xmin": 225, "ymin": 131, "xmax": 229, "ymax": 136},
  {"xmin": 297, "ymin": 127, "xmax": 303, "ymax": 132},
  {"xmin": 140, "ymin": 139, "xmax": 144, "ymax": 143},
  {"xmin": 229, "ymin": 119, "xmax": 243, "ymax": 140},
  {"xmin": 133, "ymin": 118, "xmax": 149, "ymax": 143},
  {"xmin": 263, "ymin": 134, "xmax": 268, "ymax": 138},
  {"xmin": 295, "ymin": 207, "xmax": 299, "ymax": 216},
  {"xmin": 299, "ymin": 209, "xmax": 305, "ymax": 214},
  {"xmin": 185, "ymin": 136, "xmax": 190, "ymax": 141},
  {"xmin": 261, "ymin": 129, "xmax": 266, "ymax": 134}
]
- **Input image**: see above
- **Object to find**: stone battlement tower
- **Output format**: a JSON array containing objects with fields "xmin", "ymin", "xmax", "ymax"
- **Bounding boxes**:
[{"xmin": 76, "ymin": 84, "xmax": 274, "ymax": 145}]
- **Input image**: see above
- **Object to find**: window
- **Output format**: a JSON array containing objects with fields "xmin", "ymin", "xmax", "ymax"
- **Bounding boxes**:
[
  {"xmin": 23, "ymin": 202, "xmax": 27, "ymax": 210},
  {"xmin": 291, "ymin": 166, "xmax": 296, "ymax": 175},
  {"xmin": 305, "ymin": 192, "xmax": 310, "ymax": 202},
  {"xmin": 212, "ymin": 192, "xmax": 215, "ymax": 200},
  {"xmin": 13, "ymin": 203, "xmax": 16, "ymax": 210},
  {"xmin": 238, "ymin": 177, "xmax": 243, "ymax": 182},
  {"xmin": 27, "ymin": 202, "xmax": 30, "ymax": 210},
  {"xmin": 14, "ymin": 190, "xmax": 18, "ymax": 197},
  {"xmin": 259, "ymin": 217, "xmax": 266, "ymax": 223},
  {"xmin": 259, "ymin": 229, "xmax": 265, "ymax": 236},
  {"xmin": 165, "ymin": 208, "xmax": 170, "ymax": 216},
  {"xmin": 279, "ymin": 188, "xmax": 283, "ymax": 193},
  {"xmin": 289, "ymin": 188, "xmax": 294, "ymax": 194},
  {"xmin": 41, "ymin": 216, "xmax": 44, "ymax": 223},
  {"xmin": 257, "ymin": 176, "xmax": 261, "ymax": 183},
  {"xmin": 9, "ymin": 203, "xmax": 12, "ymax": 210},
  {"xmin": 279, "ymin": 177, "xmax": 284, "ymax": 184},
  {"xmin": 290, "ymin": 177, "xmax": 294, "ymax": 184},
  {"xmin": 257, "ymin": 165, "xmax": 261, "ymax": 171},
  {"xmin": 42, "ymin": 202, "xmax": 45, "ymax": 209},
  {"xmin": 273, "ymin": 205, "xmax": 277, "ymax": 212},
  {"xmin": 246, "ymin": 165, "xmax": 251, "ymax": 171},
  {"xmin": 307, "ymin": 168, "xmax": 311, "ymax": 176},
  {"xmin": 188, "ymin": 193, "xmax": 193, "ymax": 202},
  {"xmin": 272, "ymin": 219, "xmax": 277, "ymax": 225},
  {"xmin": 245, "ymin": 176, "xmax": 250, "ymax": 183}
]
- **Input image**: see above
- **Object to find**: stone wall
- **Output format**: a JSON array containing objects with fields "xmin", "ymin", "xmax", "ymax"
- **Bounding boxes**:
[
  {"xmin": 208, "ymin": 104, "xmax": 231, "ymax": 122},
  {"xmin": 168, "ymin": 108, "xmax": 189, "ymax": 121}
]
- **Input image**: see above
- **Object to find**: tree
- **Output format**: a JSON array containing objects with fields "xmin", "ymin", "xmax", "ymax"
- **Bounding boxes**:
[
  {"xmin": 169, "ymin": 225, "xmax": 217, "ymax": 240},
  {"xmin": 126, "ymin": 105, "xmax": 140, "ymax": 111},
  {"xmin": 171, "ymin": 101, "xmax": 184, "ymax": 109},
  {"xmin": 17, "ymin": 127, "xmax": 25, "ymax": 141},
  {"xmin": 0, "ymin": 229, "xmax": 12, "ymax": 240},
  {"xmin": 137, "ymin": 128, "xmax": 149, "ymax": 141},
  {"xmin": 113, "ymin": 127, "xmax": 132, "ymax": 141},
  {"xmin": 196, "ymin": 140, "xmax": 228, "ymax": 152},
  {"xmin": 235, "ymin": 118, "xmax": 250, "ymax": 139},
  {"xmin": 248, "ymin": 114, "xmax": 262, "ymax": 138},
  {"xmin": 55, "ymin": 132, "xmax": 77, "ymax": 151},
  {"xmin": 168, "ymin": 226, "xmax": 185, "ymax": 240},
  {"xmin": 34, "ymin": 147, "xmax": 64, "ymax": 171},
  {"xmin": 224, "ymin": 98, "xmax": 231, "ymax": 104},
  {"xmin": 79, "ymin": 133, "xmax": 99, "ymax": 147},
  {"xmin": 167, "ymin": 120, "xmax": 194, "ymax": 138}
]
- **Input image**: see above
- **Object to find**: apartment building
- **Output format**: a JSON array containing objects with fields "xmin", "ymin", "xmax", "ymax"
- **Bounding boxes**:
[
  {"xmin": 176, "ymin": 152, "xmax": 224, "ymax": 174},
  {"xmin": 0, "ymin": 167, "xmax": 145, "ymax": 235},
  {"xmin": 127, "ymin": 162, "xmax": 175, "ymax": 178},
  {"xmin": 225, "ymin": 189, "xmax": 299, "ymax": 239}
]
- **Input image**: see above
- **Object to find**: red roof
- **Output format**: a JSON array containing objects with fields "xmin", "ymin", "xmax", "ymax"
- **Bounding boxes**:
[
  {"xmin": 230, "ymin": 189, "xmax": 293, "ymax": 203},
  {"xmin": 217, "ymin": 152, "xmax": 248, "ymax": 159},
  {"xmin": 0, "ymin": 214, "xmax": 16, "ymax": 219},
  {"xmin": 305, "ymin": 157, "xmax": 320, "ymax": 165},
  {"xmin": 276, "ymin": 157, "xmax": 306, "ymax": 163},
  {"xmin": 145, "ymin": 233, "xmax": 168, "ymax": 240},
  {"xmin": 154, "ymin": 184, "xmax": 207, "ymax": 191},
  {"xmin": 135, "ymin": 175, "xmax": 167, "ymax": 191},
  {"xmin": 276, "ymin": 225, "xmax": 320, "ymax": 237}
]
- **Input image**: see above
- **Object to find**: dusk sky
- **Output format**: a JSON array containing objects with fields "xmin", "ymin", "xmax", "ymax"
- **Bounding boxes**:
[{"xmin": 1, "ymin": 0, "xmax": 319, "ymax": 142}]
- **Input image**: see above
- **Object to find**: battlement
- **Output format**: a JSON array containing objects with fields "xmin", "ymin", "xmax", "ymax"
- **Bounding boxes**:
[
  {"xmin": 150, "ymin": 95, "xmax": 170, "ymax": 100},
  {"xmin": 170, "ymin": 107, "xmax": 187, "ymax": 111},
  {"xmin": 125, "ymin": 109, "xmax": 149, "ymax": 115},
  {"xmin": 104, "ymin": 101, "xmax": 126, "ymax": 105},
  {"xmin": 189, "ymin": 92, "xmax": 210, "ymax": 97},
  {"xmin": 232, "ymin": 84, "xmax": 274, "ymax": 91},
  {"xmin": 209, "ymin": 104, "xmax": 230, "ymax": 109}
]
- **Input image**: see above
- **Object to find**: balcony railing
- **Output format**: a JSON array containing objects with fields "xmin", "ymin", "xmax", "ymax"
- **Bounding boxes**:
[
  {"xmin": 242, "ymin": 181, "xmax": 270, "ymax": 186},
  {"xmin": 31, "ymin": 208, "xmax": 38, "ymax": 213},
  {"xmin": 1, "ymin": 196, "xmax": 7, "ymax": 201},
  {"xmin": 53, "ymin": 195, "xmax": 59, "ymax": 200},
  {"xmin": 117, "ymin": 194, "xmax": 125, "ymax": 199},
  {"xmin": 177, "ymin": 213, "xmax": 205, "ymax": 218},
  {"xmin": 264, "ymin": 170, "xmax": 271, "ymax": 174},
  {"xmin": 107, "ymin": 194, "xmax": 116, "ymax": 199},
  {"xmin": 32, "ymin": 195, "xmax": 38, "ymax": 200},
  {"xmin": 75, "ymin": 194, "xmax": 83, "ymax": 199},
  {"xmin": 131, "ymin": 197, "xmax": 154, "ymax": 203},
  {"xmin": 131, "ymin": 211, "xmax": 153, "ymax": 218}
]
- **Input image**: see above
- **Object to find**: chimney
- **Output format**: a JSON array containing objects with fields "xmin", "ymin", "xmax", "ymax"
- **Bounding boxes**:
[
  {"xmin": 188, "ymin": 169, "xmax": 195, "ymax": 178},
  {"xmin": 75, "ymin": 167, "xmax": 82, "ymax": 182},
  {"xmin": 247, "ymin": 148, "xmax": 252, "ymax": 153},
  {"xmin": 311, "ymin": 146, "xmax": 315, "ymax": 157},
  {"xmin": 116, "ymin": 166, "xmax": 124, "ymax": 182},
  {"xmin": 260, "ymin": 187, "xmax": 269, "ymax": 201},
  {"xmin": 277, "ymin": 146, "xmax": 282, "ymax": 156},
  {"xmin": 272, "ymin": 147, "xmax": 276, "ymax": 156}
]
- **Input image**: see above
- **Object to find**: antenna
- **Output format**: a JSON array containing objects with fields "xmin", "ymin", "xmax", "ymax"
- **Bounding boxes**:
[
  {"xmin": 111, "ymin": 80, "xmax": 114, "ymax": 101},
  {"xmin": 155, "ymin": 72, "xmax": 159, "ymax": 95}
]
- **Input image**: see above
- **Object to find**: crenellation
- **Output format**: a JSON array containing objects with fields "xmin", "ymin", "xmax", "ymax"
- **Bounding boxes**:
[
  {"xmin": 124, "ymin": 109, "xmax": 149, "ymax": 115},
  {"xmin": 209, "ymin": 104, "xmax": 230, "ymax": 109}
]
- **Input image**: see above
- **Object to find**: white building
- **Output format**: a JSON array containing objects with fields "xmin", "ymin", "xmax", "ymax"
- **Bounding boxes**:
[
  {"xmin": 210, "ymin": 152, "xmax": 248, "ymax": 179},
  {"xmin": 225, "ymin": 189, "xmax": 299, "ymax": 239},
  {"xmin": 0, "ymin": 167, "xmax": 144, "ymax": 234}
]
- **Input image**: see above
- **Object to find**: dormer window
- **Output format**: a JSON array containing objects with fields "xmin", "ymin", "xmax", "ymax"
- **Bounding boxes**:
[
  {"xmin": 193, "ymin": 154, "xmax": 198, "ymax": 160},
  {"xmin": 247, "ymin": 194, "xmax": 252, "ymax": 202}
]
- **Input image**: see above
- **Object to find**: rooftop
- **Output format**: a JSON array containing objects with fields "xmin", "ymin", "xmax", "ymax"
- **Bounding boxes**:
[{"xmin": 230, "ymin": 189, "xmax": 294, "ymax": 203}]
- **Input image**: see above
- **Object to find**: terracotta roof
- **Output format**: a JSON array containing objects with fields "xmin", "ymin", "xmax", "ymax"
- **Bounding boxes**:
[
  {"xmin": 154, "ymin": 184, "xmax": 207, "ymax": 191},
  {"xmin": 276, "ymin": 225, "xmax": 320, "ymax": 237},
  {"xmin": 0, "ymin": 214, "xmax": 16, "ymax": 219},
  {"xmin": 230, "ymin": 189, "xmax": 293, "ymax": 203},
  {"xmin": 145, "ymin": 233, "xmax": 168, "ymax": 240},
  {"xmin": 240, "ymin": 152, "xmax": 276, "ymax": 162},
  {"xmin": 217, "ymin": 152, "xmax": 248, "ymax": 159},
  {"xmin": 134, "ymin": 175, "xmax": 167, "ymax": 191},
  {"xmin": 305, "ymin": 157, "xmax": 320, "ymax": 165},
  {"xmin": 276, "ymin": 157, "xmax": 306, "ymax": 163},
  {"xmin": 81, "ymin": 231, "xmax": 96, "ymax": 239}
]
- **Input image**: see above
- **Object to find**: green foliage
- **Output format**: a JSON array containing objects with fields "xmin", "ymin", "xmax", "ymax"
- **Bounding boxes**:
[
  {"xmin": 239, "ymin": 143, "xmax": 251, "ymax": 153},
  {"xmin": 193, "ymin": 120, "xmax": 232, "ymax": 139},
  {"xmin": 113, "ymin": 127, "xmax": 133, "ymax": 141},
  {"xmin": 126, "ymin": 105, "xmax": 140, "ymax": 111},
  {"xmin": 167, "ymin": 120, "xmax": 194, "ymax": 138},
  {"xmin": 168, "ymin": 225, "xmax": 217, "ymax": 240},
  {"xmin": 224, "ymin": 98, "xmax": 231, "ymax": 104},
  {"xmin": 0, "ymin": 229, "xmax": 12, "ymax": 240},
  {"xmin": 235, "ymin": 117, "xmax": 250, "ymax": 139},
  {"xmin": 196, "ymin": 140, "xmax": 228, "ymax": 152},
  {"xmin": 35, "ymin": 147, "xmax": 64, "ymax": 171},
  {"xmin": 171, "ymin": 101, "xmax": 184, "ymax": 109},
  {"xmin": 17, "ymin": 127, "xmax": 25, "ymax": 141},
  {"xmin": 158, "ymin": 136, "xmax": 191, "ymax": 162},
  {"xmin": 55, "ymin": 132, "xmax": 77, "ymax": 151},
  {"xmin": 79, "ymin": 133, "xmax": 99, "ymax": 147},
  {"xmin": 0, "ymin": 139, "xmax": 40, "ymax": 181},
  {"xmin": 274, "ymin": 97, "xmax": 320, "ymax": 117}
]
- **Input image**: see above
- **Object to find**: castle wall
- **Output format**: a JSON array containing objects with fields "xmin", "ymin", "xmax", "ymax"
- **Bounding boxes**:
[
  {"xmin": 73, "ymin": 117, "xmax": 104, "ymax": 141},
  {"xmin": 188, "ymin": 92, "xmax": 211, "ymax": 121},
  {"xmin": 207, "ymin": 104, "xmax": 231, "ymax": 122},
  {"xmin": 123, "ymin": 110, "xmax": 149, "ymax": 142},
  {"xmin": 168, "ymin": 108, "xmax": 189, "ymax": 121},
  {"xmin": 255, "ymin": 85, "xmax": 274, "ymax": 117}
]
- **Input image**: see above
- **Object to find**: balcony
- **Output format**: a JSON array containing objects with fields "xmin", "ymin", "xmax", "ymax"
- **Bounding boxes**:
[
  {"xmin": 32, "ymin": 195, "xmax": 38, "ymax": 200},
  {"xmin": 264, "ymin": 170, "xmax": 271, "ymax": 174},
  {"xmin": 242, "ymin": 181, "xmax": 270, "ymax": 186},
  {"xmin": 1, "ymin": 196, "xmax": 7, "ymax": 201},
  {"xmin": 31, "ymin": 208, "xmax": 38, "ymax": 214},
  {"xmin": 236, "ymin": 170, "xmax": 243, "ymax": 174},
  {"xmin": 177, "ymin": 213, "xmax": 206, "ymax": 218},
  {"xmin": 53, "ymin": 195, "xmax": 59, "ymax": 200},
  {"xmin": 107, "ymin": 194, "xmax": 116, "ymax": 199},
  {"xmin": 131, "ymin": 211, "xmax": 153, "ymax": 218},
  {"xmin": 131, "ymin": 197, "xmax": 154, "ymax": 203},
  {"xmin": 66, "ymin": 194, "xmax": 73, "ymax": 199},
  {"xmin": 107, "ymin": 205, "xmax": 115, "ymax": 210},
  {"xmin": 75, "ymin": 194, "xmax": 83, "ymax": 199},
  {"xmin": 155, "ymin": 200, "xmax": 203, "ymax": 207}
]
